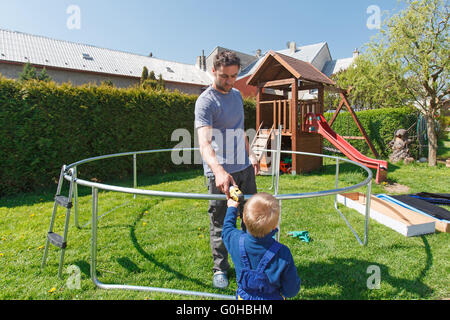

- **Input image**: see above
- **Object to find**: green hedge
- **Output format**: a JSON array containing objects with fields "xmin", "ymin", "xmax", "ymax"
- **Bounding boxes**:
[
  {"xmin": 0, "ymin": 78, "xmax": 256, "ymax": 196},
  {"xmin": 323, "ymin": 107, "xmax": 418, "ymax": 158}
]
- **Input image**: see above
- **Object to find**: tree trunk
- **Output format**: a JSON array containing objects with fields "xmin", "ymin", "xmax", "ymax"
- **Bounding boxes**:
[{"xmin": 426, "ymin": 115, "xmax": 438, "ymax": 166}]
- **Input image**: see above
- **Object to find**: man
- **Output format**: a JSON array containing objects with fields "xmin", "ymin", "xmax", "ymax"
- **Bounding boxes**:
[{"xmin": 195, "ymin": 51, "xmax": 259, "ymax": 289}]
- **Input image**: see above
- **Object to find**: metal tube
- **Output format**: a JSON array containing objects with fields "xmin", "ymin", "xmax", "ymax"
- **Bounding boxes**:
[
  {"xmin": 41, "ymin": 165, "xmax": 66, "ymax": 269},
  {"xmin": 58, "ymin": 168, "xmax": 75, "ymax": 279},
  {"xmin": 64, "ymin": 150, "xmax": 372, "ymax": 203},
  {"xmin": 133, "ymin": 153, "xmax": 137, "ymax": 199},
  {"xmin": 89, "ymin": 186, "xmax": 234, "ymax": 299},
  {"xmin": 364, "ymin": 180, "xmax": 372, "ymax": 246},
  {"xmin": 90, "ymin": 187, "xmax": 98, "ymax": 282},
  {"xmin": 74, "ymin": 166, "xmax": 80, "ymax": 229},
  {"xmin": 274, "ymin": 127, "xmax": 282, "ymax": 196},
  {"xmin": 334, "ymin": 159, "xmax": 340, "ymax": 205},
  {"xmin": 55, "ymin": 147, "xmax": 374, "ymax": 298}
]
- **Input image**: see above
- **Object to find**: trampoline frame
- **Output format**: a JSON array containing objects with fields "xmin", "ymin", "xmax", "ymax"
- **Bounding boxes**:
[{"xmin": 42, "ymin": 147, "xmax": 373, "ymax": 300}]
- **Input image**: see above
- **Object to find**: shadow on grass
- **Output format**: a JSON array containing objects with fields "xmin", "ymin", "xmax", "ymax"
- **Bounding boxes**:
[
  {"xmin": 300, "ymin": 236, "xmax": 433, "ymax": 299},
  {"xmin": 0, "ymin": 169, "xmax": 204, "ymax": 209},
  {"xmin": 127, "ymin": 211, "xmax": 236, "ymax": 297}
]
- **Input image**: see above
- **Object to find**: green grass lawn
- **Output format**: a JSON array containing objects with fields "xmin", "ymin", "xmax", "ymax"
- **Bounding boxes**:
[{"xmin": 0, "ymin": 158, "xmax": 449, "ymax": 300}]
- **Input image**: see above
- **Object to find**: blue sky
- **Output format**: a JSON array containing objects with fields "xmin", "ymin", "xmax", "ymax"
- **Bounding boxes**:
[{"xmin": 0, "ymin": 0, "xmax": 405, "ymax": 64}]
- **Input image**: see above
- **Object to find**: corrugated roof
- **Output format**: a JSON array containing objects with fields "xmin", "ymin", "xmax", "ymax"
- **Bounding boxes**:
[
  {"xmin": 0, "ymin": 29, "xmax": 213, "ymax": 86},
  {"xmin": 238, "ymin": 42, "xmax": 328, "ymax": 80},
  {"xmin": 246, "ymin": 51, "xmax": 335, "ymax": 86},
  {"xmin": 322, "ymin": 57, "xmax": 355, "ymax": 77}
]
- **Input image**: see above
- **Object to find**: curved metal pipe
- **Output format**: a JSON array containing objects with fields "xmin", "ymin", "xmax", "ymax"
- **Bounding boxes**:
[{"xmin": 62, "ymin": 147, "xmax": 374, "ymax": 299}]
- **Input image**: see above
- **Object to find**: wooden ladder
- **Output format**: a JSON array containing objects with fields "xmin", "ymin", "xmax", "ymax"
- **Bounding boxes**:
[{"xmin": 251, "ymin": 123, "xmax": 275, "ymax": 162}]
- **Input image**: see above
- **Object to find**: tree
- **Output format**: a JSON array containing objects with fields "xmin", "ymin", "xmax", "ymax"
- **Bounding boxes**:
[
  {"xmin": 19, "ymin": 62, "xmax": 53, "ymax": 82},
  {"xmin": 19, "ymin": 62, "xmax": 38, "ymax": 81},
  {"xmin": 335, "ymin": 0, "xmax": 449, "ymax": 166},
  {"xmin": 158, "ymin": 73, "xmax": 165, "ymax": 90},
  {"xmin": 330, "ymin": 55, "xmax": 411, "ymax": 110},
  {"xmin": 37, "ymin": 67, "xmax": 51, "ymax": 82},
  {"xmin": 141, "ymin": 66, "xmax": 149, "ymax": 85}
]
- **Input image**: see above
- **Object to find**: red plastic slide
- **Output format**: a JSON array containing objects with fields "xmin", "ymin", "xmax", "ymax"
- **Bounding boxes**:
[{"xmin": 304, "ymin": 113, "xmax": 387, "ymax": 183}]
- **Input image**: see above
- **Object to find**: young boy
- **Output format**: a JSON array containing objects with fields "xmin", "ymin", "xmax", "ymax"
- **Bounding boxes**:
[{"xmin": 222, "ymin": 192, "xmax": 301, "ymax": 300}]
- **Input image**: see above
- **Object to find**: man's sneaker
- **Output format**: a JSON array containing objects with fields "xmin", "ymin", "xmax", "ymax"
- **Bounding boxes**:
[{"xmin": 213, "ymin": 271, "xmax": 229, "ymax": 289}]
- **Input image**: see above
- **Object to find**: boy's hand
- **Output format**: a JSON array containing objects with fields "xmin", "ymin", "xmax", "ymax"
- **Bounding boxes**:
[{"xmin": 227, "ymin": 198, "xmax": 239, "ymax": 208}]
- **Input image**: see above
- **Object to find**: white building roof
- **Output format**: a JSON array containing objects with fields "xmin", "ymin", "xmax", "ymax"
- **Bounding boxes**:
[
  {"xmin": 238, "ymin": 42, "xmax": 355, "ymax": 81},
  {"xmin": 0, "ymin": 29, "xmax": 212, "ymax": 86},
  {"xmin": 238, "ymin": 42, "xmax": 329, "ymax": 80},
  {"xmin": 322, "ymin": 57, "xmax": 355, "ymax": 77}
]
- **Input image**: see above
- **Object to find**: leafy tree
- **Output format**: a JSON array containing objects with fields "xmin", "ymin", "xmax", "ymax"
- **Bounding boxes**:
[
  {"xmin": 37, "ymin": 67, "xmax": 51, "ymax": 82},
  {"xmin": 19, "ymin": 62, "xmax": 38, "ymax": 81},
  {"xmin": 100, "ymin": 79, "xmax": 114, "ymax": 87},
  {"xmin": 333, "ymin": 0, "xmax": 449, "ymax": 166},
  {"xmin": 158, "ymin": 73, "xmax": 165, "ymax": 90},
  {"xmin": 141, "ymin": 66, "xmax": 149, "ymax": 85},
  {"xmin": 148, "ymin": 70, "xmax": 156, "ymax": 80},
  {"xmin": 19, "ymin": 63, "xmax": 52, "ymax": 82},
  {"xmin": 329, "ymin": 55, "xmax": 411, "ymax": 110}
]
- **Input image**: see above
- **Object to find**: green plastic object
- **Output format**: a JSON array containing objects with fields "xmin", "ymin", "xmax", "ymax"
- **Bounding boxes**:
[{"xmin": 287, "ymin": 231, "xmax": 311, "ymax": 243}]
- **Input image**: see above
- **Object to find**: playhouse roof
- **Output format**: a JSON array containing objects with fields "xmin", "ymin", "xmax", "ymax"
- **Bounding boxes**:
[{"xmin": 246, "ymin": 50, "xmax": 335, "ymax": 87}]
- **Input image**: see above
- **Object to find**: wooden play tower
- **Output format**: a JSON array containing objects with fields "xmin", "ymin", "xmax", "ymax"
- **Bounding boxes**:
[{"xmin": 247, "ymin": 51, "xmax": 387, "ymax": 182}]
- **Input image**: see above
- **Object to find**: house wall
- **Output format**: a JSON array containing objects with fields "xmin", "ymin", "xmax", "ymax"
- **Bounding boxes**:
[
  {"xmin": 0, "ymin": 62, "xmax": 206, "ymax": 95},
  {"xmin": 310, "ymin": 44, "xmax": 332, "ymax": 72}
]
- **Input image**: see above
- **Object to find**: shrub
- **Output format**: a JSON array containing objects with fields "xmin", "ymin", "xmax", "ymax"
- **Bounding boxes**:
[
  {"xmin": 0, "ymin": 78, "xmax": 256, "ymax": 196},
  {"xmin": 323, "ymin": 107, "xmax": 418, "ymax": 158}
]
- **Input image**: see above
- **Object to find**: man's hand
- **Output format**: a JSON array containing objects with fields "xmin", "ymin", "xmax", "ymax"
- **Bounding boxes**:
[
  {"xmin": 249, "ymin": 154, "xmax": 260, "ymax": 176},
  {"xmin": 214, "ymin": 168, "xmax": 237, "ymax": 199}
]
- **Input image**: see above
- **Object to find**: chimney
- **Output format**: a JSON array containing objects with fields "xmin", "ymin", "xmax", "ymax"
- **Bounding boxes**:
[
  {"xmin": 196, "ymin": 50, "xmax": 207, "ymax": 71},
  {"xmin": 289, "ymin": 41, "xmax": 297, "ymax": 54},
  {"xmin": 353, "ymin": 48, "xmax": 360, "ymax": 59},
  {"xmin": 256, "ymin": 49, "xmax": 262, "ymax": 58},
  {"xmin": 201, "ymin": 50, "xmax": 206, "ymax": 71}
]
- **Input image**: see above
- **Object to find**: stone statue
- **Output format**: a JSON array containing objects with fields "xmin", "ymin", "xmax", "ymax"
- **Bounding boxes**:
[{"xmin": 388, "ymin": 129, "xmax": 414, "ymax": 164}]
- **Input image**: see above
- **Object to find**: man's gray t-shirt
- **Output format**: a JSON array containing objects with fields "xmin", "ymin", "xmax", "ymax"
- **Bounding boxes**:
[{"xmin": 195, "ymin": 86, "xmax": 250, "ymax": 176}]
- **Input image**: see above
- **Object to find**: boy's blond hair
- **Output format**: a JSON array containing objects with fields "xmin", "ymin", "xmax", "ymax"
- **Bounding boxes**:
[{"xmin": 243, "ymin": 193, "xmax": 280, "ymax": 238}]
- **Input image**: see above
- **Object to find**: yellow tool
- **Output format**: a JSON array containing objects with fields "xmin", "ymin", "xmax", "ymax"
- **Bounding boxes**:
[{"xmin": 229, "ymin": 186, "xmax": 244, "ymax": 203}]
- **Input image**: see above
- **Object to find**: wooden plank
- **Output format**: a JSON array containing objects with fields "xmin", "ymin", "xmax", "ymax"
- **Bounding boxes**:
[
  {"xmin": 278, "ymin": 100, "xmax": 281, "ymax": 129},
  {"xmin": 256, "ymin": 87, "xmax": 262, "ymax": 130},
  {"xmin": 337, "ymin": 193, "xmax": 435, "ymax": 237},
  {"xmin": 273, "ymin": 101, "xmax": 277, "ymax": 130},
  {"xmin": 329, "ymin": 98, "xmax": 345, "ymax": 127},
  {"xmin": 341, "ymin": 93, "xmax": 380, "ymax": 159},
  {"xmin": 343, "ymin": 136, "xmax": 366, "ymax": 140},
  {"xmin": 291, "ymin": 79, "xmax": 298, "ymax": 174},
  {"xmin": 258, "ymin": 78, "xmax": 294, "ymax": 88},
  {"xmin": 298, "ymin": 84, "xmax": 320, "ymax": 91}
]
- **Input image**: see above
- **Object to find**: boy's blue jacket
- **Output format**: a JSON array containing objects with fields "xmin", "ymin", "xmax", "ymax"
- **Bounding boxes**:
[{"xmin": 222, "ymin": 207, "xmax": 301, "ymax": 298}]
